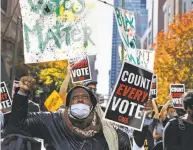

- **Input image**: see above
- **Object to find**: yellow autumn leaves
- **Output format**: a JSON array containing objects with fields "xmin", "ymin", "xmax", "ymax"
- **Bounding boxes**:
[
  {"xmin": 27, "ymin": 60, "xmax": 68, "ymax": 90},
  {"xmin": 154, "ymin": 11, "xmax": 193, "ymax": 104}
]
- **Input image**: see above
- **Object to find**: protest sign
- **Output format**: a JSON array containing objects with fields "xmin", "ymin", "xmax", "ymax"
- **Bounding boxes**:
[
  {"xmin": 170, "ymin": 84, "xmax": 185, "ymax": 108},
  {"xmin": 118, "ymin": 47, "xmax": 155, "ymax": 71},
  {"xmin": 68, "ymin": 55, "xmax": 91, "ymax": 83},
  {"xmin": 0, "ymin": 82, "xmax": 12, "ymax": 114},
  {"xmin": 114, "ymin": 7, "xmax": 136, "ymax": 51},
  {"xmin": 44, "ymin": 90, "xmax": 63, "ymax": 112},
  {"xmin": 150, "ymin": 75, "xmax": 157, "ymax": 99},
  {"xmin": 20, "ymin": 0, "xmax": 97, "ymax": 63},
  {"xmin": 104, "ymin": 61, "xmax": 153, "ymax": 131},
  {"xmin": 12, "ymin": 80, "xmax": 20, "ymax": 98}
]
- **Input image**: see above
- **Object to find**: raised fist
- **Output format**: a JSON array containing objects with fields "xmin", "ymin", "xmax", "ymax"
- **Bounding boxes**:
[{"xmin": 19, "ymin": 76, "xmax": 36, "ymax": 94}]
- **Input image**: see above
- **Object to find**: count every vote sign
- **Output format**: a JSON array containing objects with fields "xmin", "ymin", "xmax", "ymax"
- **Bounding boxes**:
[
  {"xmin": 104, "ymin": 61, "xmax": 153, "ymax": 131},
  {"xmin": 69, "ymin": 55, "xmax": 92, "ymax": 83}
]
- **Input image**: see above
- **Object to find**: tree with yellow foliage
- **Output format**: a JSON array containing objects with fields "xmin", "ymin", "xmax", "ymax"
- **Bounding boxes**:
[
  {"xmin": 154, "ymin": 11, "xmax": 193, "ymax": 104},
  {"xmin": 27, "ymin": 60, "xmax": 69, "ymax": 91}
]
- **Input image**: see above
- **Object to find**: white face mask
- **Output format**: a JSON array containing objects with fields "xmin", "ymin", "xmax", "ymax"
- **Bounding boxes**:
[{"xmin": 69, "ymin": 104, "xmax": 91, "ymax": 119}]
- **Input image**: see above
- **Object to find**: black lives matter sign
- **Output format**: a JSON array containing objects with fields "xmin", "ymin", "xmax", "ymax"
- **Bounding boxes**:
[
  {"xmin": 150, "ymin": 75, "xmax": 157, "ymax": 99},
  {"xmin": 69, "ymin": 55, "xmax": 92, "ymax": 83},
  {"xmin": 170, "ymin": 84, "xmax": 185, "ymax": 108},
  {"xmin": 0, "ymin": 82, "xmax": 12, "ymax": 114},
  {"xmin": 104, "ymin": 61, "xmax": 153, "ymax": 131}
]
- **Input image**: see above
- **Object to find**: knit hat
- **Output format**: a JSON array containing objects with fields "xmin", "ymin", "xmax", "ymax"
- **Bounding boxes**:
[
  {"xmin": 83, "ymin": 81, "xmax": 98, "ymax": 87},
  {"xmin": 66, "ymin": 86, "xmax": 97, "ymax": 107}
]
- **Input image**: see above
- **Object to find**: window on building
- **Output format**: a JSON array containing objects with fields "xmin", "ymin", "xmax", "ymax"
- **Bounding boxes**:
[
  {"xmin": 168, "ymin": 7, "xmax": 172, "ymax": 23},
  {"xmin": 148, "ymin": 31, "xmax": 152, "ymax": 45},
  {"xmin": 184, "ymin": 1, "xmax": 186, "ymax": 13},
  {"xmin": 1, "ymin": 0, "xmax": 8, "ymax": 12},
  {"xmin": 192, "ymin": 0, "xmax": 193, "ymax": 10},
  {"xmin": 148, "ymin": 20, "xmax": 152, "ymax": 28}
]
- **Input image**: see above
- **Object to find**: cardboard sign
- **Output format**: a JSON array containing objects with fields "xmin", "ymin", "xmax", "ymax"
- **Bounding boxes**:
[
  {"xmin": 12, "ymin": 80, "xmax": 20, "ymax": 98},
  {"xmin": 68, "ymin": 55, "xmax": 92, "ymax": 83},
  {"xmin": 104, "ymin": 61, "xmax": 153, "ymax": 131},
  {"xmin": 150, "ymin": 75, "xmax": 157, "ymax": 99},
  {"xmin": 170, "ymin": 84, "xmax": 185, "ymax": 108},
  {"xmin": 44, "ymin": 90, "xmax": 63, "ymax": 112},
  {"xmin": 20, "ymin": 0, "xmax": 97, "ymax": 63},
  {"xmin": 0, "ymin": 82, "xmax": 12, "ymax": 114}
]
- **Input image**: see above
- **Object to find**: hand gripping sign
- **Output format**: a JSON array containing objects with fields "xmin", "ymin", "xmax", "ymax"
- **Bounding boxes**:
[
  {"xmin": 104, "ymin": 61, "xmax": 153, "ymax": 131},
  {"xmin": 68, "ymin": 55, "xmax": 92, "ymax": 83},
  {"xmin": 0, "ymin": 82, "xmax": 12, "ymax": 114},
  {"xmin": 170, "ymin": 84, "xmax": 185, "ymax": 108}
]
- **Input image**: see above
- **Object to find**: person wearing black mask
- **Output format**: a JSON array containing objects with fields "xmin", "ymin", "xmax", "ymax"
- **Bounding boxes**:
[{"xmin": 163, "ymin": 92, "xmax": 193, "ymax": 150}]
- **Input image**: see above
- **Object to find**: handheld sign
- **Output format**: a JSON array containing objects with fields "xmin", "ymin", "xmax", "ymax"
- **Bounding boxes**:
[
  {"xmin": 104, "ymin": 61, "xmax": 153, "ymax": 131},
  {"xmin": 150, "ymin": 75, "xmax": 157, "ymax": 99},
  {"xmin": 0, "ymin": 82, "xmax": 12, "ymax": 114},
  {"xmin": 68, "ymin": 55, "xmax": 92, "ymax": 83},
  {"xmin": 170, "ymin": 84, "xmax": 185, "ymax": 108},
  {"xmin": 12, "ymin": 80, "xmax": 20, "ymax": 98},
  {"xmin": 44, "ymin": 90, "xmax": 63, "ymax": 112}
]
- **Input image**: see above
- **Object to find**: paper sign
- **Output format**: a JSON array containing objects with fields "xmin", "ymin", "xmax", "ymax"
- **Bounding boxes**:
[
  {"xmin": 20, "ymin": 0, "xmax": 97, "ymax": 63},
  {"xmin": 170, "ymin": 84, "xmax": 185, "ymax": 108},
  {"xmin": 12, "ymin": 80, "xmax": 20, "ymax": 98},
  {"xmin": 118, "ymin": 47, "xmax": 155, "ymax": 71},
  {"xmin": 44, "ymin": 90, "xmax": 63, "ymax": 112},
  {"xmin": 104, "ymin": 61, "xmax": 153, "ymax": 131},
  {"xmin": 68, "ymin": 55, "xmax": 92, "ymax": 83},
  {"xmin": 150, "ymin": 75, "xmax": 157, "ymax": 99},
  {"xmin": 0, "ymin": 82, "xmax": 12, "ymax": 114}
]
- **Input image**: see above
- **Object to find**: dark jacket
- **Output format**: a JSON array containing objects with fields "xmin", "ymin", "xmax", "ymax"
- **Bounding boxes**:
[
  {"xmin": 163, "ymin": 118, "xmax": 193, "ymax": 150},
  {"xmin": 4, "ymin": 92, "xmax": 131, "ymax": 150}
]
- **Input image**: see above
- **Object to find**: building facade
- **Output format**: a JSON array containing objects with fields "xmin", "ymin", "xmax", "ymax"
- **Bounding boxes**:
[
  {"xmin": 109, "ymin": 0, "xmax": 148, "ymax": 94},
  {"xmin": 163, "ymin": 0, "xmax": 193, "ymax": 32},
  {"xmin": 88, "ymin": 55, "xmax": 98, "ymax": 82},
  {"xmin": 141, "ymin": 0, "xmax": 166, "ymax": 49},
  {"xmin": 1, "ymin": 0, "xmax": 24, "ymax": 90}
]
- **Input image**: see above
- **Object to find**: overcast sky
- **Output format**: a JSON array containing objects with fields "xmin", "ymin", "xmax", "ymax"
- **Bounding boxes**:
[{"xmin": 95, "ymin": 0, "xmax": 114, "ymax": 96}]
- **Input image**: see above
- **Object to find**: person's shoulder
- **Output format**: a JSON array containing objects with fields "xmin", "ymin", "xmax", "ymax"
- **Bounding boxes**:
[{"xmin": 164, "ymin": 118, "xmax": 178, "ymax": 129}]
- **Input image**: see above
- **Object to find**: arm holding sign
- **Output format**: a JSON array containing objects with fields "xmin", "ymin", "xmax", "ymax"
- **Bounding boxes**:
[
  {"xmin": 160, "ymin": 98, "xmax": 172, "ymax": 121},
  {"xmin": 5, "ymin": 76, "xmax": 49, "ymax": 139},
  {"xmin": 59, "ymin": 67, "xmax": 71, "ymax": 103}
]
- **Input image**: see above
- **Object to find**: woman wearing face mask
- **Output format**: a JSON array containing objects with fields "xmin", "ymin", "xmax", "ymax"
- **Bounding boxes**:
[
  {"xmin": 163, "ymin": 92, "xmax": 193, "ymax": 150},
  {"xmin": 160, "ymin": 98, "xmax": 178, "ymax": 127},
  {"xmin": 3, "ymin": 76, "xmax": 131, "ymax": 150}
]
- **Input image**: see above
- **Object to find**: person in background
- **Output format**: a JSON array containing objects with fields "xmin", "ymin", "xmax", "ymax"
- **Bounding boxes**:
[
  {"xmin": 132, "ymin": 98, "xmax": 159, "ymax": 150},
  {"xmin": 160, "ymin": 98, "xmax": 177, "ymax": 127},
  {"xmin": 153, "ymin": 106, "xmax": 163, "ymax": 145},
  {"xmin": 163, "ymin": 92, "xmax": 193, "ymax": 150}
]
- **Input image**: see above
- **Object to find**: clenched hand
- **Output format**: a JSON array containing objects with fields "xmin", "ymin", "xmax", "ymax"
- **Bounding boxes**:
[{"xmin": 19, "ymin": 76, "xmax": 36, "ymax": 94}]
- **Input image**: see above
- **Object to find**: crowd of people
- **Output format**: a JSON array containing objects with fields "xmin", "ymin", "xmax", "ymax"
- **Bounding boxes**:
[{"xmin": 0, "ymin": 71, "xmax": 193, "ymax": 150}]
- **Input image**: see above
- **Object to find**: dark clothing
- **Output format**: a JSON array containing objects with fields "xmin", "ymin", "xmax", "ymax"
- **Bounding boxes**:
[
  {"xmin": 162, "ymin": 117, "xmax": 169, "ymax": 127},
  {"xmin": 1, "ymin": 134, "xmax": 42, "ymax": 150},
  {"xmin": 4, "ymin": 92, "xmax": 130, "ymax": 150},
  {"xmin": 133, "ymin": 119, "xmax": 156, "ymax": 150},
  {"xmin": 163, "ymin": 118, "xmax": 193, "ymax": 150},
  {"xmin": 28, "ymin": 101, "xmax": 40, "ymax": 112},
  {"xmin": 3, "ymin": 101, "xmax": 40, "ymax": 130}
]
